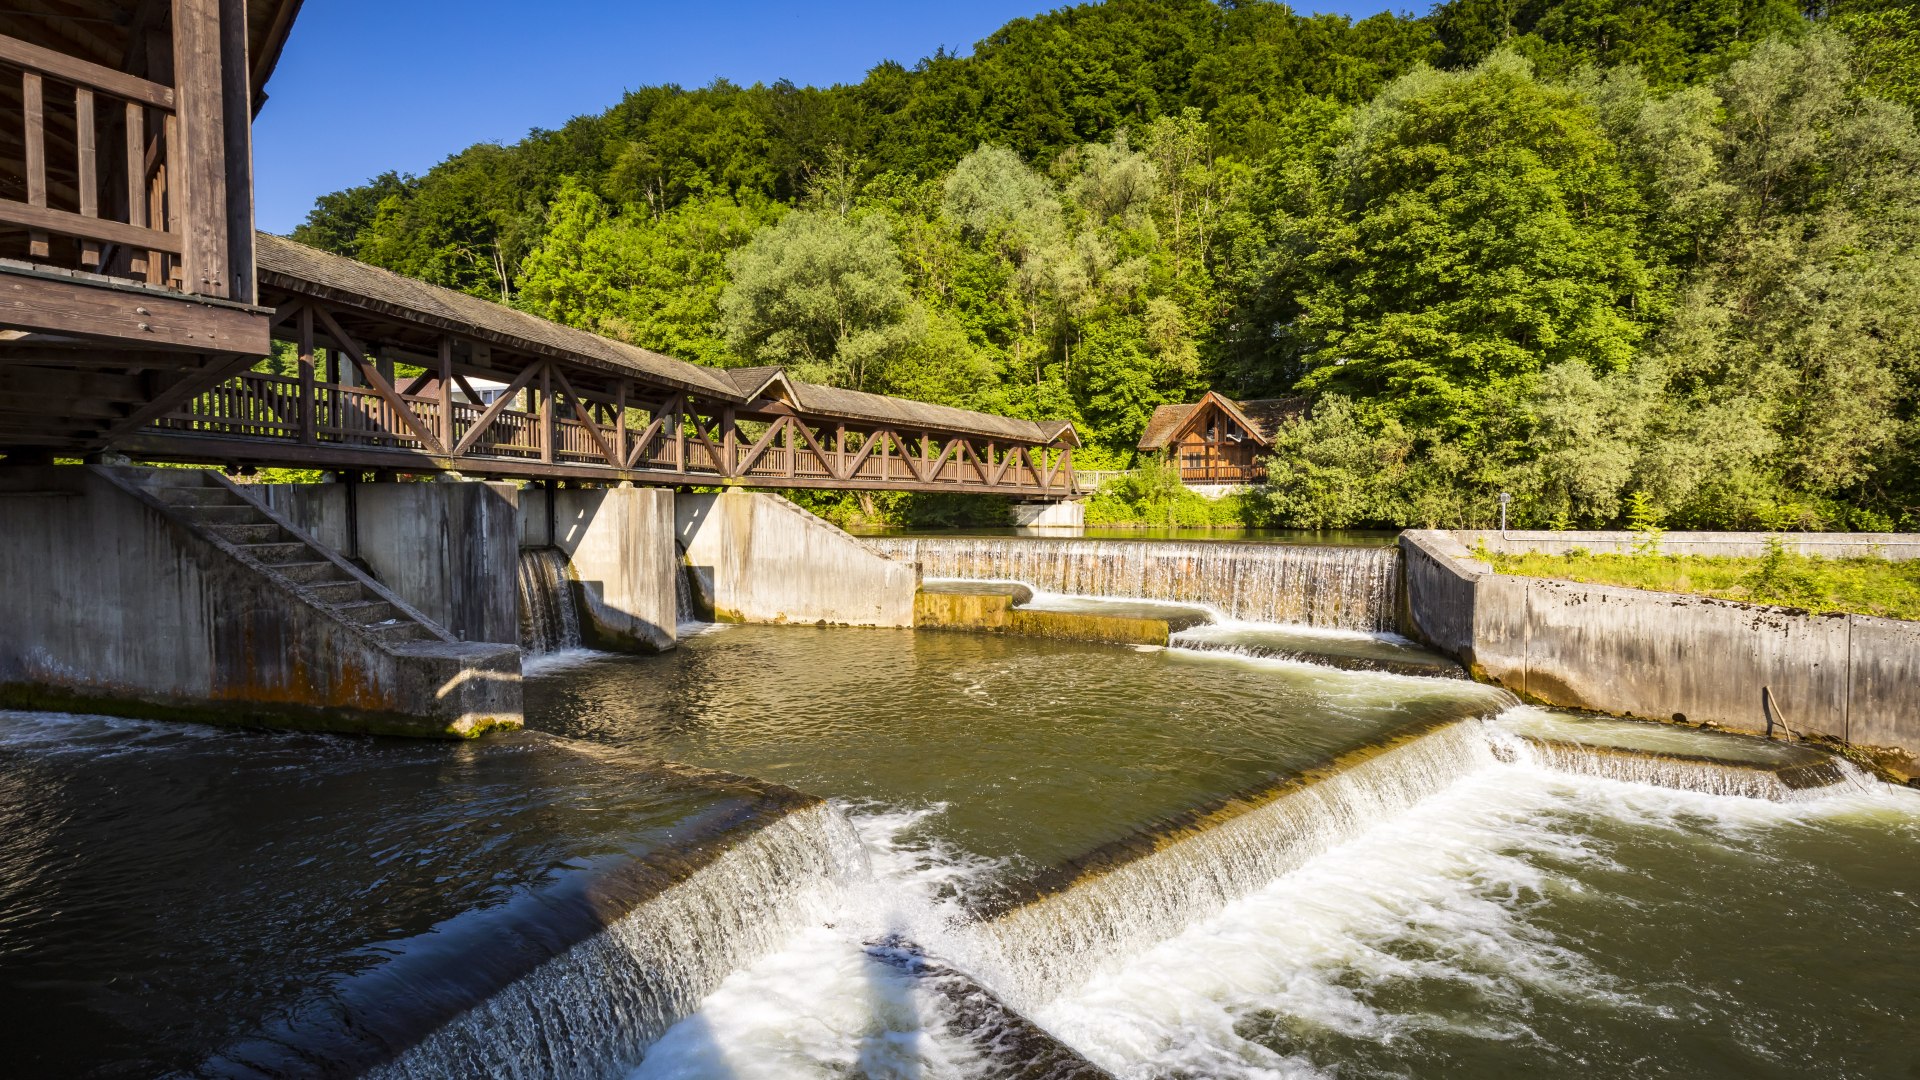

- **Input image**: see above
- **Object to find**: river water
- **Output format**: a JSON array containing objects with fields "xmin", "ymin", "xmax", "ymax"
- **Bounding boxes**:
[{"xmin": 4, "ymin": 537, "xmax": 1918, "ymax": 1078}]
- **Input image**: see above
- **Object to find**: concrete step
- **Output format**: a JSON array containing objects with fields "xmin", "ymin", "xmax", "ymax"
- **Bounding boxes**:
[
  {"xmin": 210, "ymin": 523, "xmax": 287, "ymax": 545},
  {"xmin": 305, "ymin": 581, "xmax": 369, "ymax": 605},
  {"xmin": 158, "ymin": 486, "xmax": 246, "ymax": 507},
  {"xmin": 365, "ymin": 621, "xmax": 434, "ymax": 644},
  {"xmin": 172, "ymin": 504, "xmax": 263, "ymax": 526},
  {"xmin": 275, "ymin": 560, "xmax": 353, "ymax": 585},
  {"xmin": 334, "ymin": 599, "xmax": 398, "ymax": 625},
  {"xmin": 236, "ymin": 541, "xmax": 315, "ymax": 565}
]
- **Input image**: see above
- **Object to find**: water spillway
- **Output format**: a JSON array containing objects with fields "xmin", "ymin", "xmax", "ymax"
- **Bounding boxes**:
[
  {"xmin": 518, "ymin": 547, "xmax": 582, "ymax": 653},
  {"xmin": 868, "ymin": 536, "xmax": 1402, "ymax": 631}
]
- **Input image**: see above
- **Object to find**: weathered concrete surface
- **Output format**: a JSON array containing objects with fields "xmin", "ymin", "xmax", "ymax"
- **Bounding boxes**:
[
  {"xmin": 1011, "ymin": 499, "xmax": 1086, "ymax": 528},
  {"xmin": 550, "ymin": 486, "xmax": 678, "ymax": 652},
  {"xmin": 677, "ymin": 491, "xmax": 916, "ymax": 627},
  {"xmin": 1400, "ymin": 530, "xmax": 1918, "ymax": 753},
  {"xmin": 913, "ymin": 589, "xmax": 1172, "ymax": 646},
  {"xmin": 1457, "ymin": 529, "xmax": 1920, "ymax": 560},
  {"xmin": 260, "ymin": 480, "xmax": 520, "ymax": 644},
  {"xmin": 0, "ymin": 466, "xmax": 520, "ymax": 737}
]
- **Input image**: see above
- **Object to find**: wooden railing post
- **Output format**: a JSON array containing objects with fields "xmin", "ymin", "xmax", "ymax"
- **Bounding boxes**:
[
  {"xmin": 538, "ymin": 362, "xmax": 554, "ymax": 464},
  {"xmin": 721, "ymin": 405, "xmax": 736, "ymax": 476},
  {"xmin": 23, "ymin": 71, "xmax": 47, "ymax": 259},
  {"xmin": 76, "ymin": 87, "xmax": 98, "ymax": 268},
  {"xmin": 297, "ymin": 304, "xmax": 316, "ymax": 444},
  {"xmin": 614, "ymin": 380, "xmax": 628, "ymax": 468},
  {"xmin": 437, "ymin": 337, "xmax": 454, "ymax": 454}
]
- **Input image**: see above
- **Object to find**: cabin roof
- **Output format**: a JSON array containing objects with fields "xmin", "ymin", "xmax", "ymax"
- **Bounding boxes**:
[{"xmin": 1138, "ymin": 392, "xmax": 1309, "ymax": 451}]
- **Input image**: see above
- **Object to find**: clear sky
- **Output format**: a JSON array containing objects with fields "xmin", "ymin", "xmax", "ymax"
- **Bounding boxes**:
[{"xmin": 253, "ymin": 1, "xmax": 1403, "ymax": 234}]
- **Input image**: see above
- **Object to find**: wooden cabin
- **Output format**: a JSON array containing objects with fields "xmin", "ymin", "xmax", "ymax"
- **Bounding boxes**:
[
  {"xmin": 1137, "ymin": 391, "xmax": 1306, "ymax": 484},
  {"xmin": 0, "ymin": 0, "xmax": 301, "ymax": 457}
]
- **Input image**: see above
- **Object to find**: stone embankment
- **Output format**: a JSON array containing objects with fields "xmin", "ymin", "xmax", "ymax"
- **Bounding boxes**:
[{"xmin": 1399, "ymin": 530, "xmax": 1920, "ymax": 758}]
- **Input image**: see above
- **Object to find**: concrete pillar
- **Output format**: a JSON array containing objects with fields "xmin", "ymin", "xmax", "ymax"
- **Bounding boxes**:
[
  {"xmin": 1010, "ymin": 499, "xmax": 1085, "ymax": 528},
  {"xmin": 676, "ymin": 491, "xmax": 916, "ymax": 627},
  {"xmin": 550, "ymin": 486, "xmax": 678, "ymax": 652},
  {"xmin": 260, "ymin": 480, "xmax": 521, "ymax": 645}
]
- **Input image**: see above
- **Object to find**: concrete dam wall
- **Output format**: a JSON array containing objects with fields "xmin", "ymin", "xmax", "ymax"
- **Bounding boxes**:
[
  {"xmin": 867, "ymin": 536, "xmax": 1400, "ymax": 632},
  {"xmin": 1400, "ymin": 530, "xmax": 1920, "ymax": 755}
]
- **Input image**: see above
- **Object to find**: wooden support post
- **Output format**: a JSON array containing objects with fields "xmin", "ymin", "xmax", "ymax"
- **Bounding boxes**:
[
  {"xmin": 124, "ymin": 102, "xmax": 148, "ymax": 279},
  {"xmin": 836, "ymin": 424, "xmax": 847, "ymax": 479},
  {"xmin": 76, "ymin": 87, "xmax": 99, "ymax": 268},
  {"xmin": 539, "ymin": 362, "xmax": 554, "ymax": 464},
  {"xmin": 297, "ymin": 304, "xmax": 315, "ymax": 444},
  {"xmin": 614, "ymin": 380, "xmax": 628, "ymax": 468},
  {"xmin": 437, "ymin": 337, "xmax": 454, "ymax": 454},
  {"xmin": 722, "ymin": 405, "xmax": 736, "ymax": 477},
  {"xmin": 172, "ymin": 0, "xmax": 232, "ymax": 298},
  {"xmin": 674, "ymin": 399, "xmax": 686, "ymax": 472},
  {"xmin": 23, "ymin": 71, "xmax": 48, "ymax": 259},
  {"xmin": 784, "ymin": 417, "xmax": 797, "ymax": 478}
]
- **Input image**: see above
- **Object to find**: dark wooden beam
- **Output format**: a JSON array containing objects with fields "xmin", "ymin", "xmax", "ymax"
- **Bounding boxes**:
[{"xmin": 0, "ymin": 270, "xmax": 268, "ymax": 353}]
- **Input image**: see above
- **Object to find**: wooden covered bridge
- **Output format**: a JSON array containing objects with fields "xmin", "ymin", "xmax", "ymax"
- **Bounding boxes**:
[{"xmin": 0, "ymin": 2, "xmax": 1078, "ymax": 498}]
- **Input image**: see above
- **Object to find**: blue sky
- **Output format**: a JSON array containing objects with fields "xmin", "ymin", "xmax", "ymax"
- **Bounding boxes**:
[{"xmin": 254, "ymin": 1, "xmax": 1402, "ymax": 233}]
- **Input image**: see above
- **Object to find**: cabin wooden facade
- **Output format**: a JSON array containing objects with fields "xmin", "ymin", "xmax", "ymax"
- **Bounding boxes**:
[
  {"xmin": 0, "ymin": 0, "xmax": 299, "ymax": 456},
  {"xmin": 1137, "ymin": 391, "xmax": 1306, "ymax": 484}
]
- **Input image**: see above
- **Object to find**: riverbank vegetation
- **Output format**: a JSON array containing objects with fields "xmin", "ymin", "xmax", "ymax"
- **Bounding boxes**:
[
  {"xmin": 1488, "ymin": 544, "xmax": 1920, "ymax": 620},
  {"xmin": 292, "ymin": 0, "xmax": 1920, "ymax": 533}
]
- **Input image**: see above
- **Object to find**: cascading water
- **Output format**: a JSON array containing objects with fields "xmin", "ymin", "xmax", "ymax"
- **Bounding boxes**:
[
  {"xmin": 517, "ymin": 547, "xmax": 581, "ymax": 653},
  {"xmin": 869, "ymin": 537, "xmax": 1401, "ymax": 631},
  {"xmin": 373, "ymin": 802, "xmax": 869, "ymax": 1079},
  {"xmin": 672, "ymin": 545, "xmax": 701, "ymax": 626},
  {"xmin": 969, "ymin": 719, "xmax": 1503, "ymax": 1007}
]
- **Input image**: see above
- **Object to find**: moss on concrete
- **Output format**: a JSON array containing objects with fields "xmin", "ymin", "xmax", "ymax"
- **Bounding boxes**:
[
  {"xmin": 0, "ymin": 681, "xmax": 520, "ymax": 740},
  {"xmin": 913, "ymin": 588, "xmax": 1172, "ymax": 646}
]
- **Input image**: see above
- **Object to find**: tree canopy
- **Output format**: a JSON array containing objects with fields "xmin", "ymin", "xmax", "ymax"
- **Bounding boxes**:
[{"xmin": 292, "ymin": 0, "xmax": 1920, "ymax": 529}]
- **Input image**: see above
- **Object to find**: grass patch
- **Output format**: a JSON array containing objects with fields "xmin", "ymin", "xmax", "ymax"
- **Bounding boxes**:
[{"xmin": 1487, "ymin": 545, "xmax": 1920, "ymax": 621}]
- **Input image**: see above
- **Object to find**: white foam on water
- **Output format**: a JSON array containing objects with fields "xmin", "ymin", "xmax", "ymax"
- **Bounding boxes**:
[
  {"xmin": 1030, "ymin": 757, "xmax": 1920, "ymax": 1079},
  {"xmin": 623, "ymin": 801, "xmax": 1013, "ymax": 1079}
]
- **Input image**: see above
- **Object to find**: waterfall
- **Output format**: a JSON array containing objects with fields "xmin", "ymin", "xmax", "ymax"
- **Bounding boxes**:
[
  {"xmin": 517, "ymin": 548, "xmax": 581, "ymax": 654},
  {"xmin": 673, "ymin": 547, "xmax": 701, "ymax": 626},
  {"xmin": 969, "ymin": 720, "xmax": 1497, "ymax": 1007},
  {"xmin": 1489, "ymin": 732, "xmax": 1870, "ymax": 801},
  {"xmin": 372, "ymin": 802, "xmax": 869, "ymax": 1080},
  {"xmin": 869, "ymin": 537, "xmax": 1400, "ymax": 631}
]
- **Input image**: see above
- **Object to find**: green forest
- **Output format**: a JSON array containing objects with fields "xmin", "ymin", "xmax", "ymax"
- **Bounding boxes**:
[{"xmin": 291, "ymin": 0, "xmax": 1920, "ymax": 531}]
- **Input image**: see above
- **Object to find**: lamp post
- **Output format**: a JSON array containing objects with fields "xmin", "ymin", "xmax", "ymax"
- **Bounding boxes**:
[{"xmin": 1498, "ymin": 491, "xmax": 1511, "ymax": 534}]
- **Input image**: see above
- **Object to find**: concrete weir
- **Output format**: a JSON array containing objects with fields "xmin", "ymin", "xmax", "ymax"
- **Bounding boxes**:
[
  {"xmin": 0, "ymin": 466, "xmax": 520, "ymax": 737},
  {"xmin": 1399, "ymin": 530, "xmax": 1920, "ymax": 756},
  {"xmin": 677, "ymin": 490, "xmax": 917, "ymax": 627}
]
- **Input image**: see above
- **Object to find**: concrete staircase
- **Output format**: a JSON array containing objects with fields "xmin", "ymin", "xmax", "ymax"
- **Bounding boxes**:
[{"xmin": 116, "ymin": 468, "xmax": 448, "ymax": 648}]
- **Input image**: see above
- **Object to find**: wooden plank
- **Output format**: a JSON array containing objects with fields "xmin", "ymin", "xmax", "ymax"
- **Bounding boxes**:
[
  {"xmin": 0, "ymin": 33, "xmax": 176, "ymax": 108},
  {"xmin": 437, "ymin": 337, "xmax": 453, "ymax": 452},
  {"xmin": 219, "ymin": 0, "xmax": 254, "ymax": 304},
  {"xmin": 23, "ymin": 71, "xmax": 48, "ymax": 259},
  {"xmin": 0, "ymin": 199, "xmax": 183, "ymax": 254},
  {"xmin": 297, "ymin": 304, "xmax": 315, "ymax": 443},
  {"xmin": 124, "ymin": 102, "xmax": 148, "ymax": 278},
  {"xmin": 312, "ymin": 305, "xmax": 442, "ymax": 453},
  {"xmin": 549, "ymin": 363, "xmax": 615, "ymax": 466},
  {"xmin": 76, "ymin": 87, "xmax": 99, "ymax": 269},
  {"xmin": 733, "ymin": 415, "xmax": 789, "ymax": 474},
  {"xmin": 0, "ymin": 271, "xmax": 267, "ymax": 352},
  {"xmin": 172, "ymin": 0, "xmax": 230, "ymax": 298},
  {"xmin": 623, "ymin": 412, "xmax": 666, "ymax": 469},
  {"xmin": 450, "ymin": 361, "xmax": 540, "ymax": 456},
  {"xmin": 0, "ymin": 368, "xmax": 145, "ymax": 399},
  {"xmin": 538, "ymin": 362, "xmax": 553, "ymax": 463}
]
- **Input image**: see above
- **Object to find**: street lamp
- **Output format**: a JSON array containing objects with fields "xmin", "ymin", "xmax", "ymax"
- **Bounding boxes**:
[{"xmin": 1498, "ymin": 491, "xmax": 1511, "ymax": 534}]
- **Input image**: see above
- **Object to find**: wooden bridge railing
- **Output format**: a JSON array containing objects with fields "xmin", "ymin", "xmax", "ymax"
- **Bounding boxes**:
[
  {"xmin": 0, "ymin": 35, "xmax": 182, "ymax": 286},
  {"xmin": 145, "ymin": 367, "xmax": 1076, "ymax": 495}
]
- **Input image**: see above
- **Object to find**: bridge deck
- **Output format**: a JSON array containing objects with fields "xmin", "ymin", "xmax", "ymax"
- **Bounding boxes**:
[{"xmin": 10, "ymin": 234, "xmax": 1080, "ymax": 497}]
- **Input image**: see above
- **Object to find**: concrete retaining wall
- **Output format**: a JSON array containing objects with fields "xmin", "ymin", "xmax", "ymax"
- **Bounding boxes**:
[
  {"xmin": 1400, "ymin": 530, "xmax": 1918, "ymax": 753},
  {"xmin": 1456, "ymin": 529, "xmax": 1920, "ymax": 560},
  {"xmin": 0, "ymin": 467, "xmax": 519, "ymax": 737},
  {"xmin": 550, "ymin": 486, "xmax": 679, "ymax": 652},
  {"xmin": 677, "ymin": 491, "xmax": 916, "ymax": 627},
  {"xmin": 260, "ymin": 480, "xmax": 520, "ymax": 645},
  {"xmin": 1010, "ymin": 500, "xmax": 1086, "ymax": 528}
]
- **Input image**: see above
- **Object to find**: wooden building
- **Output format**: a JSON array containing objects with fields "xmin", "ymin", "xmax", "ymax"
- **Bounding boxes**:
[
  {"xmin": 1137, "ymin": 391, "xmax": 1306, "ymax": 484},
  {"xmin": 1, "ymin": 0, "xmax": 301, "ymax": 455}
]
